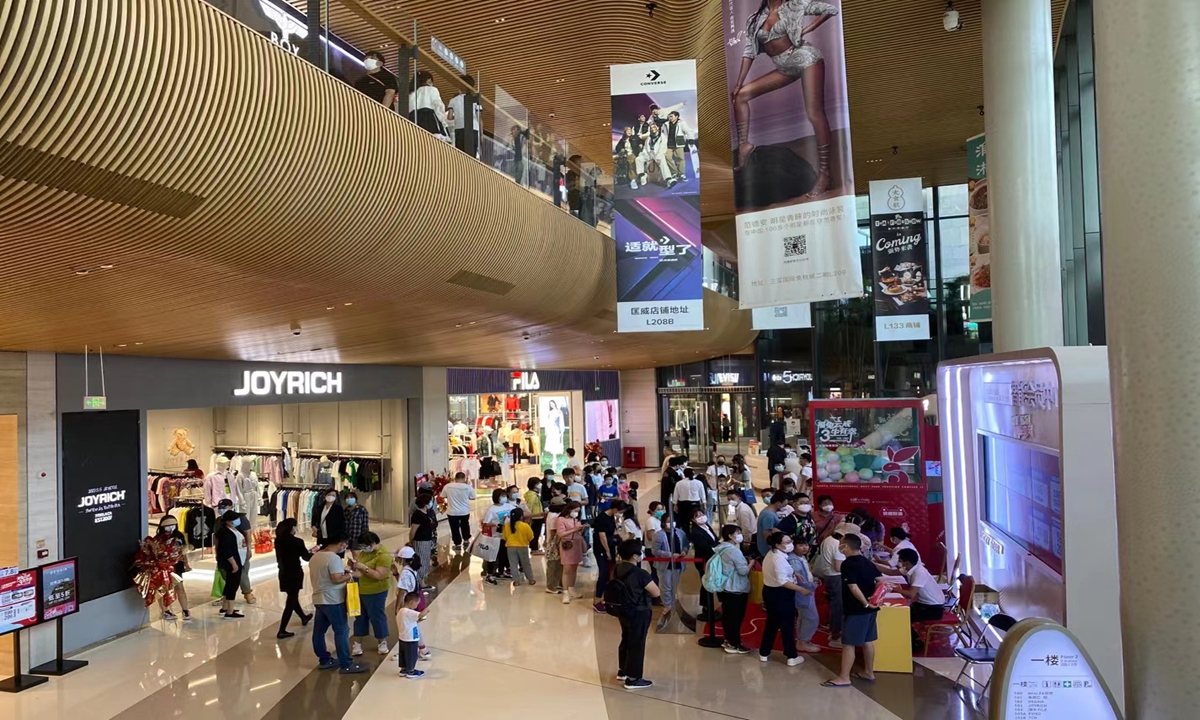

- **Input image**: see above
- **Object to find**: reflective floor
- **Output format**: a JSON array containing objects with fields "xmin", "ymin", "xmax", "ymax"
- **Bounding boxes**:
[{"xmin": 0, "ymin": 472, "xmax": 985, "ymax": 719}]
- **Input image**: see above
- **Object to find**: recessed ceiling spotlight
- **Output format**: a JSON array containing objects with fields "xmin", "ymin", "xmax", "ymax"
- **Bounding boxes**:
[
  {"xmin": 74, "ymin": 269, "xmax": 90, "ymax": 276},
  {"xmin": 326, "ymin": 305, "xmax": 335, "ymax": 310},
  {"xmin": 455, "ymin": 323, "xmax": 463, "ymax": 328},
  {"xmin": 593, "ymin": 356, "xmax": 600, "ymax": 360},
  {"xmin": 469, "ymin": 321, "xmax": 476, "ymax": 325},
  {"xmin": 343, "ymin": 302, "xmax": 353, "ymax": 306},
  {"xmin": 117, "ymin": 344, "xmax": 127, "ymax": 348}
]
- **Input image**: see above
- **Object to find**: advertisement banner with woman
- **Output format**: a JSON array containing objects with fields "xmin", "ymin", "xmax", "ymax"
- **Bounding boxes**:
[
  {"xmin": 869, "ymin": 178, "xmax": 930, "ymax": 341},
  {"xmin": 966, "ymin": 134, "xmax": 991, "ymax": 320},
  {"xmin": 610, "ymin": 60, "xmax": 705, "ymax": 332},
  {"xmin": 723, "ymin": 0, "xmax": 862, "ymax": 308}
]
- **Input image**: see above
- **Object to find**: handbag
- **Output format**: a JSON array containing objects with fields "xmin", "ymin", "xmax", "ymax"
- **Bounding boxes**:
[
  {"xmin": 346, "ymin": 581, "xmax": 362, "ymax": 617},
  {"xmin": 210, "ymin": 570, "xmax": 226, "ymax": 599},
  {"xmin": 742, "ymin": 487, "xmax": 758, "ymax": 505},
  {"xmin": 471, "ymin": 534, "xmax": 501, "ymax": 562}
]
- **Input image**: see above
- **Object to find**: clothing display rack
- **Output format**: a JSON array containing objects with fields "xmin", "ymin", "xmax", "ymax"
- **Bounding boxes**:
[
  {"xmin": 212, "ymin": 445, "xmax": 284, "ymax": 454},
  {"xmin": 294, "ymin": 449, "xmax": 385, "ymax": 458}
]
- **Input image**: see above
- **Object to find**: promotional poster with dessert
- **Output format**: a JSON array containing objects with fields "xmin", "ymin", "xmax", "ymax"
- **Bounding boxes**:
[
  {"xmin": 967, "ymin": 133, "xmax": 992, "ymax": 320},
  {"xmin": 869, "ymin": 178, "xmax": 931, "ymax": 341}
]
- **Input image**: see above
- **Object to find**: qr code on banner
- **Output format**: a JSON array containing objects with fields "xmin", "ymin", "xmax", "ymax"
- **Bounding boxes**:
[{"xmin": 784, "ymin": 235, "xmax": 807, "ymax": 257}]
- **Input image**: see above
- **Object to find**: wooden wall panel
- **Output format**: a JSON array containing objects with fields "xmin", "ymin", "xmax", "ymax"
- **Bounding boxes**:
[
  {"xmin": 0, "ymin": 414, "xmax": 17, "ymax": 676},
  {"xmin": 0, "ymin": 0, "xmax": 755, "ymax": 371},
  {"xmin": 619, "ymin": 368, "xmax": 661, "ymax": 469}
]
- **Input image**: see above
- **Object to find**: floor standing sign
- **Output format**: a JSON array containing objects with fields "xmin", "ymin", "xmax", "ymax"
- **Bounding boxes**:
[{"xmin": 990, "ymin": 618, "xmax": 1123, "ymax": 719}]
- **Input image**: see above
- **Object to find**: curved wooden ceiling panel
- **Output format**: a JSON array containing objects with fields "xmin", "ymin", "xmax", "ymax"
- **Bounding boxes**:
[{"xmin": 0, "ymin": 0, "xmax": 755, "ymax": 368}]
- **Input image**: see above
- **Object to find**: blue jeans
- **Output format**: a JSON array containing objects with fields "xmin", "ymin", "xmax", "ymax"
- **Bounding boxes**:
[
  {"xmin": 353, "ymin": 591, "xmax": 389, "ymax": 640},
  {"xmin": 796, "ymin": 595, "xmax": 820, "ymax": 644},
  {"xmin": 313, "ymin": 603, "xmax": 352, "ymax": 669}
]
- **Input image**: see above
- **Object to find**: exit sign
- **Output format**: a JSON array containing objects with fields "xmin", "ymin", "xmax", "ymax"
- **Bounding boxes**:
[{"xmin": 83, "ymin": 396, "xmax": 107, "ymax": 410}]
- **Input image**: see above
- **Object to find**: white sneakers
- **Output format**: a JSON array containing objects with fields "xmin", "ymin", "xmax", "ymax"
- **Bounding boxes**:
[
  {"xmin": 377, "ymin": 640, "xmax": 389, "ymax": 655},
  {"xmin": 351, "ymin": 642, "xmax": 364, "ymax": 657},
  {"xmin": 786, "ymin": 656, "xmax": 805, "ymax": 667}
]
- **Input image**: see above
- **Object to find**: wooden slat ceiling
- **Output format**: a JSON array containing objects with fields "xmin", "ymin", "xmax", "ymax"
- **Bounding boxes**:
[
  {"xmin": 317, "ymin": 0, "xmax": 1065, "ymax": 221},
  {"xmin": 0, "ymin": 0, "xmax": 755, "ymax": 370}
]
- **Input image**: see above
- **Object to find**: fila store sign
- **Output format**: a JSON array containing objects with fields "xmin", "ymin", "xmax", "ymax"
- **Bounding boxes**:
[
  {"xmin": 511, "ymin": 372, "xmax": 540, "ymax": 391},
  {"xmin": 234, "ymin": 370, "xmax": 344, "ymax": 397}
]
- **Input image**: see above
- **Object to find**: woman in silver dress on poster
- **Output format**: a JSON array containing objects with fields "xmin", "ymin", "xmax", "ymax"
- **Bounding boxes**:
[{"xmin": 732, "ymin": 0, "xmax": 839, "ymax": 197}]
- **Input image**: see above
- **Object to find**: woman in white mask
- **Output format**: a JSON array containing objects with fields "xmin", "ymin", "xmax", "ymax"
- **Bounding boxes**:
[
  {"xmin": 554, "ymin": 502, "xmax": 589, "ymax": 603},
  {"xmin": 311, "ymin": 490, "xmax": 346, "ymax": 549},
  {"xmin": 712, "ymin": 524, "xmax": 752, "ymax": 654}
]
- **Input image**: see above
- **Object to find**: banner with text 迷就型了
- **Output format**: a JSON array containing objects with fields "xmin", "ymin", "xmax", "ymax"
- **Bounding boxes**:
[
  {"xmin": 966, "ymin": 134, "xmax": 991, "ymax": 321},
  {"xmin": 610, "ymin": 59, "xmax": 704, "ymax": 332},
  {"xmin": 722, "ymin": 0, "xmax": 862, "ymax": 308},
  {"xmin": 869, "ymin": 178, "xmax": 930, "ymax": 341}
]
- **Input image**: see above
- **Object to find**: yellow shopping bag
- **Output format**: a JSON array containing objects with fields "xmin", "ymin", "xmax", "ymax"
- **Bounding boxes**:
[
  {"xmin": 346, "ymin": 581, "xmax": 362, "ymax": 617},
  {"xmin": 748, "ymin": 569, "xmax": 764, "ymax": 605}
]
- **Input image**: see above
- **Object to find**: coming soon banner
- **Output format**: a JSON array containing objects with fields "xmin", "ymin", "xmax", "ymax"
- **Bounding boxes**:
[
  {"xmin": 721, "ymin": 0, "xmax": 862, "ymax": 308},
  {"xmin": 610, "ymin": 60, "xmax": 704, "ymax": 332},
  {"xmin": 869, "ymin": 178, "xmax": 930, "ymax": 341}
]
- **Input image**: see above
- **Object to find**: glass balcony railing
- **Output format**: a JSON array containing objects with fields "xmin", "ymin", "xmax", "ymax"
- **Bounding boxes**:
[{"xmin": 210, "ymin": 0, "xmax": 612, "ymax": 234}]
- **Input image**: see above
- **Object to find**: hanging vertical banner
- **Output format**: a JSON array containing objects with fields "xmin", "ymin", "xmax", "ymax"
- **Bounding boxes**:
[
  {"xmin": 869, "ymin": 179, "xmax": 930, "ymax": 341},
  {"xmin": 752, "ymin": 303, "xmax": 812, "ymax": 330},
  {"xmin": 610, "ymin": 60, "xmax": 704, "ymax": 332},
  {"xmin": 966, "ymin": 134, "xmax": 991, "ymax": 321},
  {"xmin": 721, "ymin": 0, "xmax": 861, "ymax": 308}
]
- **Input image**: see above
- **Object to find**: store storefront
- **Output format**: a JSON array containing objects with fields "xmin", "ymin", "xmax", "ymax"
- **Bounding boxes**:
[
  {"xmin": 446, "ymin": 368, "xmax": 620, "ymax": 490},
  {"xmin": 54, "ymin": 355, "xmax": 423, "ymax": 652},
  {"xmin": 656, "ymin": 357, "xmax": 759, "ymax": 462}
]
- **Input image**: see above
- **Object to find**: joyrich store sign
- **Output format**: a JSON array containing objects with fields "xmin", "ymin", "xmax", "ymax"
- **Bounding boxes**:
[{"xmin": 233, "ymin": 370, "xmax": 343, "ymax": 396}]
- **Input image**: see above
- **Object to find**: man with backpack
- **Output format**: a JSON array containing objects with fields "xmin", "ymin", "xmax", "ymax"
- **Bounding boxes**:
[{"xmin": 606, "ymin": 539, "xmax": 660, "ymax": 690}]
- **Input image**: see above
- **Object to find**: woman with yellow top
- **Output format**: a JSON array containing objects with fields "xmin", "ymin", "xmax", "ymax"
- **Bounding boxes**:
[
  {"xmin": 350, "ymin": 531, "xmax": 393, "ymax": 656},
  {"xmin": 502, "ymin": 508, "xmax": 537, "ymax": 585}
]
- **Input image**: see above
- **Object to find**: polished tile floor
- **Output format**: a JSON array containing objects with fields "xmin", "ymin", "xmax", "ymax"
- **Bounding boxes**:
[{"xmin": 1, "ymin": 472, "xmax": 986, "ymax": 719}]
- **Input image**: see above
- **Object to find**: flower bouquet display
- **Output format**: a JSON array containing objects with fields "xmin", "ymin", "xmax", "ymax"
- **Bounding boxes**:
[{"xmin": 133, "ymin": 535, "xmax": 183, "ymax": 608}]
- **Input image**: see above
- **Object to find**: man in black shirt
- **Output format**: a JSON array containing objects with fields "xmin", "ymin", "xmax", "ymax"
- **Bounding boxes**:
[
  {"xmin": 353, "ymin": 51, "xmax": 398, "ymax": 107},
  {"xmin": 826, "ymin": 533, "xmax": 880, "ymax": 687},
  {"xmin": 614, "ymin": 539, "xmax": 660, "ymax": 690},
  {"xmin": 689, "ymin": 508, "xmax": 720, "ymax": 621},
  {"xmin": 660, "ymin": 456, "xmax": 685, "ymax": 508},
  {"xmin": 216, "ymin": 499, "xmax": 256, "ymax": 605},
  {"xmin": 591, "ymin": 501, "xmax": 626, "ymax": 614}
]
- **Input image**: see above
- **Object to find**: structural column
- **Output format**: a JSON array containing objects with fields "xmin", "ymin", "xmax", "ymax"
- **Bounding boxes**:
[
  {"xmin": 1094, "ymin": 2, "xmax": 1200, "ymax": 717},
  {"xmin": 982, "ymin": 0, "xmax": 1064, "ymax": 351}
]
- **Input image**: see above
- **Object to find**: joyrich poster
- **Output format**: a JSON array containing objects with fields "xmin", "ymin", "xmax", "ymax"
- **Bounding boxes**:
[
  {"xmin": 722, "ymin": 0, "xmax": 862, "ymax": 308},
  {"xmin": 869, "ymin": 178, "xmax": 930, "ymax": 341},
  {"xmin": 610, "ymin": 60, "xmax": 704, "ymax": 332}
]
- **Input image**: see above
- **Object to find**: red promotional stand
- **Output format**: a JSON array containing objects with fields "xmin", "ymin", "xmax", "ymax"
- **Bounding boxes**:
[{"xmin": 808, "ymin": 399, "xmax": 939, "ymax": 564}]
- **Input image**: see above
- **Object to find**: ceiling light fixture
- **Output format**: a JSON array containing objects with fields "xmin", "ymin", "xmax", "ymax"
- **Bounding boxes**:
[
  {"xmin": 343, "ymin": 302, "xmax": 353, "ymax": 306},
  {"xmin": 99, "ymin": 264, "xmax": 115, "ymax": 270},
  {"xmin": 455, "ymin": 323, "xmax": 463, "ymax": 328},
  {"xmin": 74, "ymin": 269, "xmax": 90, "ymax": 276},
  {"xmin": 326, "ymin": 305, "xmax": 335, "ymax": 310},
  {"xmin": 135, "ymin": 342, "xmax": 143, "ymax": 346},
  {"xmin": 469, "ymin": 321, "xmax": 476, "ymax": 325},
  {"xmin": 943, "ymin": 1, "xmax": 963, "ymax": 32},
  {"xmin": 117, "ymin": 344, "xmax": 127, "ymax": 348}
]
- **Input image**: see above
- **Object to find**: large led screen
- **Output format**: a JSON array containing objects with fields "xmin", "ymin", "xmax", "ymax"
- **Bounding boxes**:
[{"xmin": 980, "ymin": 433, "xmax": 1063, "ymax": 575}]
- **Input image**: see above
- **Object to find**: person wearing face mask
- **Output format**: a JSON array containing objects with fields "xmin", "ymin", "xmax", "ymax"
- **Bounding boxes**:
[
  {"xmin": 726, "ymin": 490, "xmax": 756, "ymax": 551},
  {"xmin": 215, "ymin": 511, "xmax": 246, "ymax": 619},
  {"xmin": 813, "ymin": 494, "xmax": 842, "ymax": 543},
  {"xmin": 876, "ymin": 526, "xmax": 919, "ymax": 575},
  {"xmin": 524, "ymin": 478, "xmax": 546, "ymax": 555},
  {"xmin": 352, "ymin": 51, "xmax": 398, "ymax": 108},
  {"xmin": 787, "ymin": 536, "xmax": 822, "ymax": 653},
  {"xmin": 555, "ymin": 501, "xmax": 589, "ymax": 603},
  {"xmin": 712, "ymin": 525, "xmax": 752, "ymax": 654},
  {"xmin": 217, "ymin": 498, "xmax": 257, "ymax": 605},
  {"xmin": 598, "ymin": 473, "xmax": 621, "ymax": 513},
  {"xmin": 408, "ymin": 494, "xmax": 437, "ymax": 587},
  {"xmin": 612, "ymin": 539, "xmax": 661, "ymax": 690},
  {"xmin": 672, "ymin": 468, "xmax": 707, "ymax": 536},
  {"xmin": 756, "ymin": 493, "xmax": 787, "ymax": 558},
  {"xmin": 155, "ymin": 518, "xmax": 192, "ymax": 622},
  {"xmin": 350, "ymin": 531, "xmax": 392, "ymax": 656},
  {"xmin": 770, "ymin": 463, "xmax": 788, "ymax": 491},
  {"xmin": 591, "ymin": 500, "xmax": 627, "ymax": 614},
  {"xmin": 309, "ymin": 533, "xmax": 367, "ymax": 674},
  {"xmin": 813, "ymin": 524, "xmax": 851, "ymax": 648},
  {"xmin": 312, "ymin": 490, "xmax": 346, "ymax": 550},
  {"xmin": 481, "ymin": 488, "xmax": 515, "ymax": 584},
  {"xmin": 543, "ymin": 496, "xmax": 567, "ymax": 594},
  {"xmin": 689, "ymin": 508, "xmax": 720, "ymax": 621},
  {"xmin": 274, "ymin": 518, "xmax": 312, "ymax": 638},
  {"xmin": 659, "ymin": 455, "xmax": 685, "ymax": 509},
  {"xmin": 440, "ymin": 472, "xmax": 476, "ymax": 552},
  {"xmin": 759, "ymin": 531, "xmax": 804, "ymax": 666},
  {"xmin": 892, "ymin": 547, "xmax": 945, "ymax": 652},
  {"xmin": 644, "ymin": 502, "xmax": 664, "ymax": 548},
  {"xmin": 343, "ymin": 491, "xmax": 369, "ymax": 557},
  {"xmin": 650, "ymin": 509, "xmax": 689, "ymax": 609}
]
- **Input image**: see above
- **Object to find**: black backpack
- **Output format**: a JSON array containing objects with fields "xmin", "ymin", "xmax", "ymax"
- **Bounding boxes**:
[{"xmin": 603, "ymin": 564, "xmax": 642, "ymax": 617}]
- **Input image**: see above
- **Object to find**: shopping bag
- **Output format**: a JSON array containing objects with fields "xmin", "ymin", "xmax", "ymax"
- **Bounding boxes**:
[
  {"xmin": 471, "ymin": 534, "xmax": 501, "ymax": 563},
  {"xmin": 210, "ymin": 570, "xmax": 226, "ymax": 599},
  {"xmin": 742, "ymin": 488, "xmax": 758, "ymax": 505},
  {"xmin": 346, "ymin": 581, "xmax": 362, "ymax": 617},
  {"xmin": 748, "ymin": 569, "xmax": 764, "ymax": 605}
]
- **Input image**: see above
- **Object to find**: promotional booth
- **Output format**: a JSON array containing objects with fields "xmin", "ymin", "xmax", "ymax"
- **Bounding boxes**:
[
  {"xmin": 937, "ymin": 347, "xmax": 1123, "ymax": 711},
  {"xmin": 808, "ymin": 398, "xmax": 940, "ymax": 565},
  {"xmin": 446, "ymin": 368, "xmax": 620, "ymax": 488}
]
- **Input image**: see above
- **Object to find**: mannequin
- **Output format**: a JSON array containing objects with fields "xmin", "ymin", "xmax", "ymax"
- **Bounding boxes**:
[
  {"xmin": 317, "ymin": 455, "xmax": 334, "ymax": 486},
  {"xmin": 204, "ymin": 457, "xmax": 233, "ymax": 507},
  {"xmin": 236, "ymin": 458, "xmax": 259, "ymax": 524}
]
